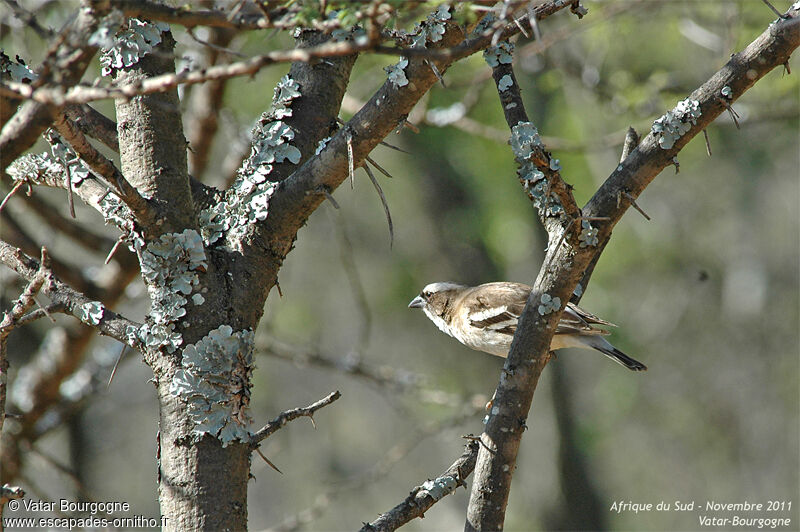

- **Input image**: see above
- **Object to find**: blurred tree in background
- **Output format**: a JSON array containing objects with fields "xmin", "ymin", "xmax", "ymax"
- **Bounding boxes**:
[{"xmin": 0, "ymin": 1, "xmax": 798, "ymax": 530}]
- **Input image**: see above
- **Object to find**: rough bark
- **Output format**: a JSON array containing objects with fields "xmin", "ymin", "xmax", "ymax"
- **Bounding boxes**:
[{"xmin": 465, "ymin": 7, "xmax": 800, "ymax": 529}]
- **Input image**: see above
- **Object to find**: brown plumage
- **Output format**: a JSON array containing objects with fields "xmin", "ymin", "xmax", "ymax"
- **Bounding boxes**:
[{"xmin": 409, "ymin": 281, "xmax": 646, "ymax": 371}]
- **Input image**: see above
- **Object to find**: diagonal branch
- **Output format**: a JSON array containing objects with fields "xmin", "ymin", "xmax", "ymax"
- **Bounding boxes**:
[
  {"xmin": 264, "ymin": 0, "xmax": 576, "ymax": 251},
  {"xmin": 465, "ymin": 6, "xmax": 800, "ymax": 530},
  {"xmin": 0, "ymin": 5, "xmax": 103, "ymax": 175},
  {"xmin": 53, "ymin": 114, "xmax": 157, "ymax": 227},
  {"xmin": 488, "ymin": 41, "xmax": 580, "ymax": 222},
  {"xmin": 249, "ymin": 391, "xmax": 341, "ymax": 447},
  {"xmin": 1, "ymin": 247, "xmax": 50, "ymax": 435},
  {"xmin": 360, "ymin": 440, "xmax": 480, "ymax": 532},
  {"xmin": 0, "ymin": 240, "xmax": 141, "ymax": 345}
]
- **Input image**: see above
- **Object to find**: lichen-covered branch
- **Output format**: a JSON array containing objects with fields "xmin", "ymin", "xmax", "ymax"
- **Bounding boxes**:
[
  {"xmin": 264, "ymin": 0, "xmax": 577, "ymax": 256},
  {"xmin": 0, "ymin": 240, "xmax": 141, "ymax": 345},
  {"xmin": 360, "ymin": 440, "xmax": 479, "ymax": 532},
  {"xmin": 53, "ymin": 113, "xmax": 157, "ymax": 228},
  {"xmin": 0, "ymin": 247, "xmax": 49, "ymax": 435},
  {"xmin": 250, "ymin": 391, "xmax": 341, "ymax": 447},
  {"xmin": 486, "ymin": 39, "xmax": 580, "ymax": 226},
  {"xmin": 0, "ymin": 3, "xmax": 104, "ymax": 174},
  {"xmin": 0, "ymin": 38, "xmax": 377, "ymax": 106},
  {"xmin": 465, "ymin": 7, "xmax": 799, "ymax": 530}
]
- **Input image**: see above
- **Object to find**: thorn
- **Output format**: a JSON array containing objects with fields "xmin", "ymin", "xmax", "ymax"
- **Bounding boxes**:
[
  {"xmin": 400, "ymin": 118, "xmax": 419, "ymax": 134},
  {"xmin": 783, "ymin": 61, "xmax": 791, "ymax": 75},
  {"xmin": 513, "ymin": 17, "xmax": 530, "ymax": 38},
  {"xmin": 31, "ymin": 295, "xmax": 56, "ymax": 323},
  {"xmin": 309, "ymin": 415, "xmax": 317, "ymax": 430},
  {"xmin": 255, "ymin": 447, "xmax": 283, "ymax": 474},
  {"xmin": 65, "ymin": 169, "xmax": 75, "ymax": 219},
  {"xmin": 672, "ymin": 156, "xmax": 680, "ymax": 174},
  {"xmin": 275, "ymin": 279, "xmax": 283, "ymax": 298},
  {"xmin": 363, "ymin": 163, "xmax": 394, "ymax": 248},
  {"xmin": 717, "ymin": 97, "xmax": 740, "ymax": 129},
  {"xmin": 346, "ymin": 130, "xmax": 355, "ymax": 189},
  {"xmin": 104, "ymin": 237, "xmax": 124, "ymax": 265},
  {"xmin": 0, "ymin": 180, "xmax": 25, "ymax": 213},
  {"xmin": 107, "ymin": 344, "xmax": 127, "ymax": 389},
  {"xmin": 377, "ymin": 140, "xmax": 409, "ymax": 154},
  {"xmin": 761, "ymin": 0, "xmax": 787, "ymax": 18},
  {"xmin": 322, "ymin": 188, "xmax": 340, "ymax": 209},
  {"xmin": 702, "ymin": 129, "xmax": 712, "ymax": 157},
  {"xmin": 620, "ymin": 126, "xmax": 640, "ymax": 162},
  {"xmin": 365, "ymin": 156, "xmax": 393, "ymax": 179},
  {"xmin": 426, "ymin": 59, "xmax": 446, "ymax": 88},
  {"xmin": 618, "ymin": 190, "xmax": 651, "ymax": 221}
]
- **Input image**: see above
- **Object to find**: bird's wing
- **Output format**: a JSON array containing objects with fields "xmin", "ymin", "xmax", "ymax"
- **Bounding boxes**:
[
  {"xmin": 464, "ymin": 283, "xmax": 530, "ymax": 336},
  {"xmin": 555, "ymin": 302, "xmax": 615, "ymax": 336}
]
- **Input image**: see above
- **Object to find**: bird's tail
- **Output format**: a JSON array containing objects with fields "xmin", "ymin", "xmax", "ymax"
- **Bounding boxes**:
[{"xmin": 587, "ymin": 336, "xmax": 647, "ymax": 371}]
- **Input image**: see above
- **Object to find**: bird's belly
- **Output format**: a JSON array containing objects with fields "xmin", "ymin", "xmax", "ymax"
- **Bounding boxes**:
[{"xmin": 454, "ymin": 329, "xmax": 512, "ymax": 357}]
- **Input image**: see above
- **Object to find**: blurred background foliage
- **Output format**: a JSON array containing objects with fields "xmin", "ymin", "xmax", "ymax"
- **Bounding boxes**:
[{"xmin": 1, "ymin": 1, "xmax": 798, "ymax": 530}]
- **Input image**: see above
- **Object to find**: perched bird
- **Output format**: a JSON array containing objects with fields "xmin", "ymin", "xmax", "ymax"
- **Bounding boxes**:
[{"xmin": 408, "ymin": 281, "xmax": 646, "ymax": 371}]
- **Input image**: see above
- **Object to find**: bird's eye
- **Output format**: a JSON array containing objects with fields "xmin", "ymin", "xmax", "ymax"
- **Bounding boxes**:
[{"xmin": 422, "ymin": 291, "xmax": 431, "ymax": 299}]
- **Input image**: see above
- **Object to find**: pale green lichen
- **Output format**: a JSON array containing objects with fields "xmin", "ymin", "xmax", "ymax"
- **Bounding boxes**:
[
  {"xmin": 199, "ymin": 76, "xmax": 302, "ymax": 246},
  {"xmin": 578, "ymin": 219, "xmax": 599, "ymax": 247},
  {"xmin": 721, "ymin": 85, "xmax": 732, "ymax": 98},
  {"xmin": 79, "ymin": 301, "xmax": 105, "ymax": 325},
  {"xmin": 91, "ymin": 16, "xmax": 170, "ymax": 76},
  {"xmin": 498, "ymin": 74, "xmax": 513, "ymax": 91},
  {"xmin": 411, "ymin": 4, "xmax": 451, "ymax": 48},
  {"xmin": 0, "ymin": 52, "xmax": 36, "ymax": 82},
  {"xmin": 510, "ymin": 122, "xmax": 542, "ymax": 160},
  {"xmin": 484, "ymin": 41, "xmax": 514, "ymax": 68},
  {"xmin": 8, "ymin": 131, "xmax": 89, "ymax": 188},
  {"xmin": 385, "ymin": 58, "xmax": 409, "ymax": 87},
  {"xmin": 417, "ymin": 475, "xmax": 457, "ymax": 501},
  {"xmin": 136, "ymin": 229, "xmax": 207, "ymax": 353},
  {"xmin": 537, "ymin": 293, "xmax": 561, "ymax": 315},
  {"xmin": 315, "ymin": 135, "xmax": 332, "ymax": 155},
  {"xmin": 573, "ymin": 283, "xmax": 584, "ymax": 298},
  {"xmin": 651, "ymin": 98, "xmax": 702, "ymax": 149},
  {"xmin": 169, "ymin": 325, "xmax": 255, "ymax": 446}
]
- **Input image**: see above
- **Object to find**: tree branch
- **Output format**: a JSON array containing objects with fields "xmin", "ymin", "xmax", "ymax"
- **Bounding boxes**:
[
  {"xmin": 0, "ymin": 240, "xmax": 141, "ymax": 345},
  {"xmin": 249, "ymin": 390, "xmax": 341, "ymax": 447},
  {"xmin": 52, "ymin": 113, "xmax": 157, "ymax": 227},
  {"xmin": 1, "ymin": 247, "xmax": 49, "ymax": 435},
  {"xmin": 0, "ymin": 4, "xmax": 103, "ymax": 174},
  {"xmin": 361, "ymin": 440, "xmax": 479, "ymax": 532},
  {"xmin": 465, "ymin": 7, "xmax": 800, "ymax": 530}
]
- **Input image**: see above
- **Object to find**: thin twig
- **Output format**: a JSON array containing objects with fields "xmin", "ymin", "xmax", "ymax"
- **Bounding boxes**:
[{"xmin": 250, "ymin": 391, "xmax": 341, "ymax": 447}]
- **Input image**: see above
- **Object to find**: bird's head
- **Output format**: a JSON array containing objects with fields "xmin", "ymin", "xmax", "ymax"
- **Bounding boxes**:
[{"xmin": 408, "ymin": 282, "xmax": 465, "ymax": 316}]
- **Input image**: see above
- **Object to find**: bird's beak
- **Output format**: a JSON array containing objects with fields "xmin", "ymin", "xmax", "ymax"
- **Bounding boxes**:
[{"xmin": 408, "ymin": 295, "xmax": 425, "ymax": 309}]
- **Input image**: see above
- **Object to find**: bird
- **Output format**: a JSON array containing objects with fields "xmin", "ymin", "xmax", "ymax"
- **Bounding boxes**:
[{"xmin": 408, "ymin": 281, "xmax": 646, "ymax": 371}]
